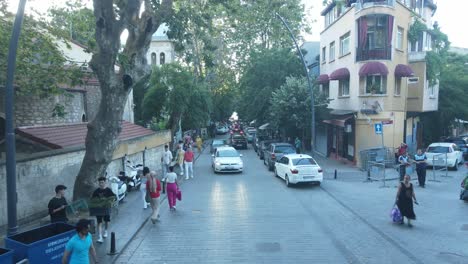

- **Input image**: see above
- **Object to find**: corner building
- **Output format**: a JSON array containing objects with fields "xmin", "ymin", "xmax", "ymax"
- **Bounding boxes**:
[{"xmin": 319, "ymin": 0, "xmax": 438, "ymax": 166}]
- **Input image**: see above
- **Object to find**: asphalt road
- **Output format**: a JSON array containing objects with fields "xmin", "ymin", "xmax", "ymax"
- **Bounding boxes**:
[{"xmin": 115, "ymin": 138, "xmax": 468, "ymax": 264}]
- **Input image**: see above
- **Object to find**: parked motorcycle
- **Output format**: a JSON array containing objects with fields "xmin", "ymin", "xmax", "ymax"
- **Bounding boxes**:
[
  {"xmin": 124, "ymin": 159, "xmax": 144, "ymax": 191},
  {"xmin": 108, "ymin": 173, "xmax": 127, "ymax": 202}
]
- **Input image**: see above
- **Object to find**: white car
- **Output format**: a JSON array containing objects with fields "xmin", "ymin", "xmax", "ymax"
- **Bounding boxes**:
[
  {"xmin": 274, "ymin": 154, "xmax": 323, "ymax": 187},
  {"xmin": 212, "ymin": 146, "xmax": 243, "ymax": 173},
  {"xmin": 216, "ymin": 126, "xmax": 229, "ymax": 134},
  {"xmin": 425, "ymin": 142, "xmax": 464, "ymax": 170}
]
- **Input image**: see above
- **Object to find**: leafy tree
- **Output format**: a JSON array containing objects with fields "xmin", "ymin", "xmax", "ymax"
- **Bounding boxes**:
[
  {"xmin": 238, "ymin": 48, "xmax": 303, "ymax": 124},
  {"xmin": 72, "ymin": 0, "xmax": 174, "ymax": 200},
  {"xmin": 0, "ymin": 0, "xmax": 82, "ymax": 100}
]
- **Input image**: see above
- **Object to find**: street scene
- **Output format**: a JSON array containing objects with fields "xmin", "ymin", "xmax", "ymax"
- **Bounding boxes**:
[{"xmin": 0, "ymin": 0, "xmax": 468, "ymax": 264}]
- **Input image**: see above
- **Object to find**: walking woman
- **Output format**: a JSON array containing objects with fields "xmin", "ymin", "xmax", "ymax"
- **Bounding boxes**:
[
  {"xmin": 414, "ymin": 149, "xmax": 427, "ymax": 188},
  {"xmin": 147, "ymin": 171, "xmax": 162, "ymax": 224},
  {"xmin": 165, "ymin": 166, "xmax": 179, "ymax": 211},
  {"xmin": 395, "ymin": 174, "xmax": 418, "ymax": 227},
  {"xmin": 176, "ymin": 144, "xmax": 185, "ymax": 176}
]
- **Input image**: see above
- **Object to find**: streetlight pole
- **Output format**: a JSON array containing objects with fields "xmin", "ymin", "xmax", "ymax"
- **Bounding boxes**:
[
  {"xmin": 5, "ymin": 0, "xmax": 28, "ymax": 236},
  {"xmin": 275, "ymin": 13, "xmax": 315, "ymax": 153}
]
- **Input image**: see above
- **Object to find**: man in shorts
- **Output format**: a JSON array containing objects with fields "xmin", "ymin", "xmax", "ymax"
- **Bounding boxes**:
[{"xmin": 92, "ymin": 177, "xmax": 116, "ymax": 243}]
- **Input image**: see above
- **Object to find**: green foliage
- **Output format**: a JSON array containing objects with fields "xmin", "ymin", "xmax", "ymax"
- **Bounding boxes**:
[
  {"xmin": 0, "ymin": 1, "xmax": 83, "ymax": 98},
  {"xmin": 408, "ymin": 19, "xmax": 427, "ymax": 44},
  {"xmin": 238, "ymin": 48, "xmax": 303, "ymax": 124}
]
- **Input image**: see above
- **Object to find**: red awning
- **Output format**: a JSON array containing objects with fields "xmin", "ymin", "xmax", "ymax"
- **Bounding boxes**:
[
  {"xmin": 316, "ymin": 74, "xmax": 329, "ymax": 84},
  {"xmin": 395, "ymin": 64, "xmax": 414, "ymax": 77},
  {"xmin": 323, "ymin": 115, "xmax": 353, "ymax": 127},
  {"xmin": 329, "ymin": 68, "xmax": 350, "ymax": 80},
  {"xmin": 359, "ymin": 61, "xmax": 389, "ymax": 77}
]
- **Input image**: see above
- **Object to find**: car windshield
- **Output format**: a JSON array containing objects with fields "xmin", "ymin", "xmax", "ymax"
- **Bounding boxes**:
[
  {"xmin": 217, "ymin": 149, "xmax": 239, "ymax": 157},
  {"xmin": 213, "ymin": 140, "xmax": 225, "ymax": 145},
  {"xmin": 292, "ymin": 158, "xmax": 317, "ymax": 166},
  {"xmin": 427, "ymin": 146, "xmax": 450, "ymax": 153},
  {"xmin": 274, "ymin": 146, "xmax": 295, "ymax": 153}
]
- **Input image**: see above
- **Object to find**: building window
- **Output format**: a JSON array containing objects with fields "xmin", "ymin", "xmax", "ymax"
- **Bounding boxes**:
[
  {"xmin": 160, "ymin": 52, "xmax": 165, "ymax": 65},
  {"xmin": 428, "ymin": 81, "xmax": 435, "ymax": 97},
  {"xmin": 322, "ymin": 47, "xmax": 326, "ymax": 63},
  {"xmin": 329, "ymin": 41, "xmax": 335, "ymax": 61},
  {"xmin": 339, "ymin": 79, "xmax": 350, "ymax": 96},
  {"xmin": 396, "ymin": 27, "xmax": 403, "ymax": 50},
  {"xmin": 340, "ymin": 32, "xmax": 350, "ymax": 56},
  {"xmin": 394, "ymin": 77, "xmax": 401, "ymax": 96},
  {"xmin": 321, "ymin": 83, "xmax": 330, "ymax": 98},
  {"xmin": 365, "ymin": 75, "xmax": 387, "ymax": 94},
  {"xmin": 151, "ymin": 52, "xmax": 156, "ymax": 65}
]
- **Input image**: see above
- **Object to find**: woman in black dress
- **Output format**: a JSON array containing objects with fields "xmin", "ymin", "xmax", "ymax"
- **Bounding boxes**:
[{"xmin": 395, "ymin": 174, "xmax": 418, "ymax": 227}]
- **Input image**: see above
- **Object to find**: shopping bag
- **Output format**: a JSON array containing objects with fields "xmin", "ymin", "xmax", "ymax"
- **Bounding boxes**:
[
  {"xmin": 390, "ymin": 206, "xmax": 402, "ymax": 223},
  {"xmin": 176, "ymin": 189, "xmax": 182, "ymax": 201}
]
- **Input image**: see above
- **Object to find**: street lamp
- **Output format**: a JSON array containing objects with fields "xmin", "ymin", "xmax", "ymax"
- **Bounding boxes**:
[
  {"xmin": 5, "ymin": 0, "xmax": 28, "ymax": 235},
  {"xmin": 275, "ymin": 13, "xmax": 316, "ymax": 153}
]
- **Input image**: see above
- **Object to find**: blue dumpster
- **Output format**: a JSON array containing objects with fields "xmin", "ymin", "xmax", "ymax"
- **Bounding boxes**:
[
  {"xmin": 4, "ymin": 222, "xmax": 75, "ymax": 264},
  {"xmin": 0, "ymin": 247, "xmax": 14, "ymax": 264}
]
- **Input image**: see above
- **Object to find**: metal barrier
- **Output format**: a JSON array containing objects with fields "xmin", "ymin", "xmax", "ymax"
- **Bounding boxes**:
[
  {"xmin": 429, "ymin": 153, "xmax": 448, "ymax": 182},
  {"xmin": 359, "ymin": 147, "xmax": 395, "ymax": 171}
]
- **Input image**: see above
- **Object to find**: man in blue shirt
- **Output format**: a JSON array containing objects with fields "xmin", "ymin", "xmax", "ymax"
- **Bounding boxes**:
[
  {"xmin": 414, "ymin": 149, "xmax": 427, "ymax": 187},
  {"xmin": 62, "ymin": 219, "xmax": 99, "ymax": 264}
]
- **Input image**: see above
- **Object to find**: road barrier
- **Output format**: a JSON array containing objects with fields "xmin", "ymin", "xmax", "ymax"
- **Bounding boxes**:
[{"xmin": 429, "ymin": 153, "xmax": 448, "ymax": 183}]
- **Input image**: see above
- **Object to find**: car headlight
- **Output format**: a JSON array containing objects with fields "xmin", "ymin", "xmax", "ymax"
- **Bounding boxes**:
[{"xmin": 215, "ymin": 162, "xmax": 221, "ymax": 166}]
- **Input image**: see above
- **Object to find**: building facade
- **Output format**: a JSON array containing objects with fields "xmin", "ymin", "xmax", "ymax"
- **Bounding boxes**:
[
  {"xmin": 319, "ymin": 0, "xmax": 438, "ymax": 165},
  {"xmin": 147, "ymin": 24, "xmax": 175, "ymax": 67}
]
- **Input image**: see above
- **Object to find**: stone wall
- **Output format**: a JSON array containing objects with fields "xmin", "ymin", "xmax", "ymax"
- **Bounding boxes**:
[{"xmin": 0, "ymin": 130, "xmax": 170, "ymax": 228}]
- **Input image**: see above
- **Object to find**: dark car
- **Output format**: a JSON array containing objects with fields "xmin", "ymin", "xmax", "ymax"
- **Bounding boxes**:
[
  {"xmin": 258, "ymin": 139, "xmax": 278, "ymax": 160},
  {"xmin": 263, "ymin": 143, "xmax": 296, "ymax": 171},
  {"xmin": 211, "ymin": 139, "xmax": 228, "ymax": 154},
  {"xmin": 444, "ymin": 136, "xmax": 468, "ymax": 160},
  {"xmin": 230, "ymin": 133, "xmax": 248, "ymax": 149}
]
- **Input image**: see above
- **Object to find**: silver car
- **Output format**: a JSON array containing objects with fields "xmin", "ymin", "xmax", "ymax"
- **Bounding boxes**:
[{"xmin": 212, "ymin": 146, "xmax": 244, "ymax": 173}]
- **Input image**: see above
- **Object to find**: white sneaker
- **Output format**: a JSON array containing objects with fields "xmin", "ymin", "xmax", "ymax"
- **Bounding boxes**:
[
  {"xmin": 190, "ymin": 176, "xmax": 194, "ymax": 179},
  {"xmin": 103, "ymin": 230, "xmax": 108, "ymax": 238},
  {"xmin": 97, "ymin": 237, "xmax": 103, "ymax": 243},
  {"xmin": 185, "ymin": 177, "xmax": 189, "ymax": 180}
]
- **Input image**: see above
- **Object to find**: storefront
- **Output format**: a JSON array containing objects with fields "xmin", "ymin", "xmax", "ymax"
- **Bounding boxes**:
[{"xmin": 323, "ymin": 113, "xmax": 356, "ymax": 162}]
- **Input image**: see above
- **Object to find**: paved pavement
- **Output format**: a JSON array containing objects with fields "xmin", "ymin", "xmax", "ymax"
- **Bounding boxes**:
[{"xmin": 114, "ymin": 140, "xmax": 468, "ymax": 264}]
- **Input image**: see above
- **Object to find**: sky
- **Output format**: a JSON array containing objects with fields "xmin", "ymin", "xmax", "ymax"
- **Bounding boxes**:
[{"xmin": 6, "ymin": 0, "xmax": 468, "ymax": 48}]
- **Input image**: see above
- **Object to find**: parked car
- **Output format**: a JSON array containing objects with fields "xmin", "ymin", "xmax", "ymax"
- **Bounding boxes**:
[
  {"xmin": 263, "ymin": 143, "xmax": 296, "ymax": 171},
  {"xmin": 212, "ymin": 146, "xmax": 243, "ymax": 173},
  {"xmin": 230, "ymin": 133, "xmax": 248, "ymax": 149},
  {"xmin": 253, "ymin": 134, "xmax": 269, "ymax": 152},
  {"xmin": 246, "ymin": 130, "xmax": 256, "ymax": 143},
  {"xmin": 443, "ymin": 137, "xmax": 468, "ymax": 160},
  {"xmin": 274, "ymin": 154, "xmax": 323, "ymax": 187},
  {"xmin": 211, "ymin": 139, "xmax": 228, "ymax": 154},
  {"xmin": 425, "ymin": 142, "xmax": 464, "ymax": 170},
  {"xmin": 258, "ymin": 139, "xmax": 278, "ymax": 160},
  {"xmin": 216, "ymin": 126, "xmax": 229, "ymax": 135}
]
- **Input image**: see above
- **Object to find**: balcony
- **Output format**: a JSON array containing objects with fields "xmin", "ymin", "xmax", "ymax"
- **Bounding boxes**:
[
  {"xmin": 356, "ymin": 46, "xmax": 392, "ymax": 61},
  {"xmin": 355, "ymin": 0, "xmax": 395, "ymax": 11},
  {"xmin": 408, "ymin": 51, "xmax": 426, "ymax": 62}
]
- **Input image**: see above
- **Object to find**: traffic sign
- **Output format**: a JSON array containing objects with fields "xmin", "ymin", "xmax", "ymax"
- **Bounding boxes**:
[{"xmin": 375, "ymin": 123, "xmax": 382, "ymax": 134}]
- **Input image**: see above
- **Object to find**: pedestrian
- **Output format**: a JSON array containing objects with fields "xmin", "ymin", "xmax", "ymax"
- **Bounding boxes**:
[
  {"xmin": 91, "ymin": 177, "xmax": 116, "ymax": 243},
  {"xmin": 398, "ymin": 151, "xmax": 411, "ymax": 181},
  {"xmin": 414, "ymin": 149, "xmax": 427, "ymax": 188},
  {"xmin": 295, "ymin": 137, "xmax": 302, "ymax": 154},
  {"xmin": 48, "ymin": 185, "xmax": 68, "ymax": 223},
  {"xmin": 147, "ymin": 171, "xmax": 162, "ymax": 224},
  {"xmin": 161, "ymin": 144, "xmax": 173, "ymax": 178},
  {"xmin": 165, "ymin": 166, "xmax": 179, "ymax": 211},
  {"xmin": 395, "ymin": 174, "xmax": 418, "ymax": 227},
  {"xmin": 62, "ymin": 219, "xmax": 99, "ymax": 264},
  {"xmin": 176, "ymin": 144, "xmax": 185, "ymax": 176},
  {"xmin": 141, "ymin": 167, "xmax": 150, "ymax": 209},
  {"xmin": 184, "ymin": 146, "xmax": 194, "ymax": 180},
  {"xmin": 396, "ymin": 142, "xmax": 408, "ymax": 163},
  {"xmin": 196, "ymin": 135, "xmax": 203, "ymax": 153}
]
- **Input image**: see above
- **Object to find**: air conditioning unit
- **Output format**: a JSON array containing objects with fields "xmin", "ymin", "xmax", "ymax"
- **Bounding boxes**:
[{"xmin": 344, "ymin": 124, "xmax": 352, "ymax": 133}]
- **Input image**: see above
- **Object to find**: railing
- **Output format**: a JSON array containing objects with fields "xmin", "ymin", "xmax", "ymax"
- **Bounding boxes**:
[
  {"xmin": 429, "ymin": 153, "xmax": 448, "ymax": 182},
  {"xmin": 408, "ymin": 51, "xmax": 426, "ymax": 62},
  {"xmin": 355, "ymin": 0, "xmax": 395, "ymax": 11},
  {"xmin": 356, "ymin": 46, "xmax": 392, "ymax": 61}
]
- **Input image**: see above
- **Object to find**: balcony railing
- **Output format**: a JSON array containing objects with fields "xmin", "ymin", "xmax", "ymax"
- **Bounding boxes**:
[
  {"xmin": 356, "ymin": 46, "xmax": 392, "ymax": 61},
  {"xmin": 355, "ymin": 0, "xmax": 395, "ymax": 11},
  {"xmin": 408, "ymin": 51, "xmax": 426, "ymax": 62}
]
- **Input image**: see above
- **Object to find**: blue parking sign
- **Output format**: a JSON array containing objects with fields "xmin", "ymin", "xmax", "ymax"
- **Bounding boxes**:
[{"xmin": 375, "ymin": 123, "xmax": 382, "ymax": 134}]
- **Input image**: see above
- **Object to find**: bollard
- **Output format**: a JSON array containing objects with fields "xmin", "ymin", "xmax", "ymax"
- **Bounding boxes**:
[
  {"xmin": 108, "ymin": 232, "xmax": 117, "ymax": 255},
  {"xmin": 334, "ymin": 169, "xmax": 337, "ymax": 179}
]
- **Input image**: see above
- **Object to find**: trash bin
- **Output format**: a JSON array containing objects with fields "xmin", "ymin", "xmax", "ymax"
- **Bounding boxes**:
[
  {"xmin": 5, "ymin": 222, "xmax": 75, "ymax": 264},
  {"xmin": 0, "ymin": 247, "xmax": 14, "ymax": 264}
]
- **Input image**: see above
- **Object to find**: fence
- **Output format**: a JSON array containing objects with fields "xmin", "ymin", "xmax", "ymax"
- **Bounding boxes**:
[{"xmin": 359, "ymin": 147, "xmax": 395, "ymax": 171}]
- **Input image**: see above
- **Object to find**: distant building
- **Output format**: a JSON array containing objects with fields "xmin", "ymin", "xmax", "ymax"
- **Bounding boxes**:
[
  {"xmin": 147, "ymin": 24, "xmax": 176, "ymax": 66},
  {"xmin": 319, "ymin": 0, "xmax": 438, "ymax": 165},
  {"xmin": 301, "ymin": 41, "xmax": 321, "ymax": 78}
]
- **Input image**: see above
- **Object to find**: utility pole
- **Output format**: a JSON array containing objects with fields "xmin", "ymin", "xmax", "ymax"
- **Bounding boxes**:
[
  {"xmin": 5, "ymin": 0, "xmax": 28, "ymax": 235},
  {"xmin": 275, "ymin": 13, "xmax": 316, "ymax": 153}
]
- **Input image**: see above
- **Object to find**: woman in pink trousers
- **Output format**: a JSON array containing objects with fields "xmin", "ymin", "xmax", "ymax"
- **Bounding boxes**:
[{"xmin": 165, "ymin": 166, "xmax": 179, "ymax": 211}]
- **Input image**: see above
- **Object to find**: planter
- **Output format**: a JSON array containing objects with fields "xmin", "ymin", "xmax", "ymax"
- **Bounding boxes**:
[
  {"xmin": 5, "ymin": 222, "xmax": 75, "ymax": 264},
  {"xmin": 0, "ymin": 247, "xmax": 14, "ymax": 264}
]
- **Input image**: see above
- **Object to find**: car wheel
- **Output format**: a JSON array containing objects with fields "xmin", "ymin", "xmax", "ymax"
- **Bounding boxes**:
[
  {"xmin": 285, "ymin": 175, "xmax": 291, "ymax": 187},
  {"xmin": 274, "ymin": 168, "xmax": 278, "ymax": 177},
  {"xmin": 452, "ymin": 160, "xmax": 459, "ymax": 171}
]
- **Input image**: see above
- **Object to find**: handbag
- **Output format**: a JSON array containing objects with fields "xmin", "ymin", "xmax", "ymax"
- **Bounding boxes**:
[
  {"xmin": 390, "ymin": 205, "xmax": 402, "ymax": 223},
  {"xmin": 176, "ymin": 189, "xmax": 182, "ymax": 201}
]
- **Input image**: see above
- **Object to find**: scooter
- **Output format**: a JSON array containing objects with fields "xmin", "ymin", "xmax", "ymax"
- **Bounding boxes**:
[
  {"xmin": 108, "ymin": 173, "xmax": 127, "ymax": 202},
  {"xmin": 124, "ymin": 159, "xmax": 144, "ymax": 191}
]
